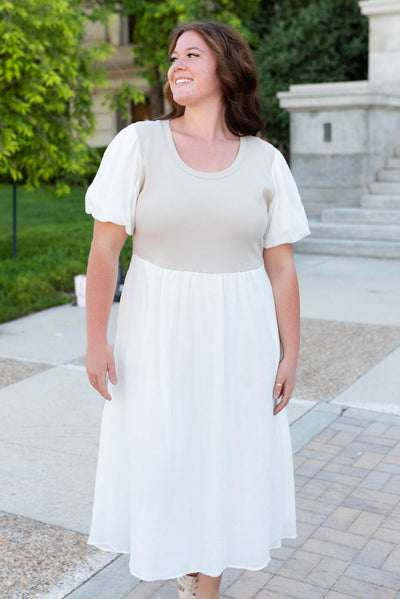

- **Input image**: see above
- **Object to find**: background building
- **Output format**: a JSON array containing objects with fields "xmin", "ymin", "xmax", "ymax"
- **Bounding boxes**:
[{"xmin": 83, "ymin": 14, "xmax": 151, "ymax": 147}]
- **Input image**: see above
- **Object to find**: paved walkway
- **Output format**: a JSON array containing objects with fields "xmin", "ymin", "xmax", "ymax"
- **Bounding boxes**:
[
  {"xmin": 0, "ymin": 254, "xmax": 400, "ymax": 599},
  {"xmin": 121, "ymin": 406, "xmax": 400, "ymax": 599}
]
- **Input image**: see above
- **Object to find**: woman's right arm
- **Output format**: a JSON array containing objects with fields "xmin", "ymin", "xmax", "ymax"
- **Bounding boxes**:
[{"xmin": 85, "ymin": 220, "xmax": 128, "ymax": 400}]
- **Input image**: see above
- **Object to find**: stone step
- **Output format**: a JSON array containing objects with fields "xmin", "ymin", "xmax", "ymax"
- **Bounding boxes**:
[
  {"xmin": 295, "ymin": 238, "xmax": 400, "ymax": 259},
  {"xmin": 387, "ymin": 158, "xmax": 400, "ymax": 169},
  {"xmin": 377, "ymin": 169, "xmax": 400, "ymax": 182},
  {"xmin": 361, "ymin": 195, "xmax": 400, "ymax": 209},
  {"xmin": 321, "ymin": 207, "xmax": 400, "ymax": 225},
  {"xmin": 309, "ymin": 221, "xmax": 400, "ymax": 241},
  {"xmin": 369, "ymin": 181, "xmax": 400, "ymax": 194}
]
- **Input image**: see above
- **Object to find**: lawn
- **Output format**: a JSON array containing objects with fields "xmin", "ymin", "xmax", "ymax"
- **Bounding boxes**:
[{"xmin": 0, "ymin": 184, "xmax": 131, "ymax": 323}]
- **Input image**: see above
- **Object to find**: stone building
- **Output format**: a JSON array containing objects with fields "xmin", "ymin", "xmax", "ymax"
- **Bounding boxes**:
[
  {"xmin": 278, "ymin": 0, "xmax": 400, "ymax": 258},
  {"xmin": 83, "ymin": 14, "xmax": 151, "ymax": 147}
]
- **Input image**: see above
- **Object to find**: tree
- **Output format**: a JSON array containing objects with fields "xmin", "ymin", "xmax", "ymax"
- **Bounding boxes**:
[
  {"xmin": 251, "ymin": 0, "xmax": 368, "ymax": 147},
  {"xmin": 0, "ymin": 0, "xmax": 111, "ymax": 195},
  {"xmin": 90, "ymin": 0, "xmax": 260, "ymax": 118}
]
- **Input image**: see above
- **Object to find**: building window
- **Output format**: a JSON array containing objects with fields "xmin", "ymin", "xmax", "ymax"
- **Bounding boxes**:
[
  {"xmin": 119, "ymin": 14, "xmax": 136, "ymax": 45},
  {"xmin": 116, "ymin": 97, "xmax": 151, "ymax": 132},
  {"xmin": 324, "ymin": 123, "xmax": 332, "ymax": 142},
  {"xmin": 133, "ymin": 99, "xmax": 150, "ymax": 122},
  {"xmin": 128, "ymin": 14, "xmax": 136, "ymax": 44}
]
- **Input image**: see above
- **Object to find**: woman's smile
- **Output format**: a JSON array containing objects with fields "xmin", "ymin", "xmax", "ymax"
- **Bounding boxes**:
[{"xmin": 175, "ymin": 78, "xmax": 193, "ymax": 86}]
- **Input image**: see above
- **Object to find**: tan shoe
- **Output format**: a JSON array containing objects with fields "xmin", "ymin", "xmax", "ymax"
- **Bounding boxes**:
[{"xmin": 177, "ymin": 573, "xmax": 200, "ymax": 598}]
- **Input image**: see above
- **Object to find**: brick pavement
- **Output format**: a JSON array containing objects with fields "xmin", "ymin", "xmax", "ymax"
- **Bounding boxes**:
[{"xmin": 123, "ymin": 408, "xmax": 400, "ymax": 599}]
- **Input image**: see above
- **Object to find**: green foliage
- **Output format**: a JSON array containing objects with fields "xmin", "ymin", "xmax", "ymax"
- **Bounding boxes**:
[
  {"xmin": 0, "ymin": 0, "xmax": 112, "ymax": 195},
  {"xmin": 251, "ymin": 0, "xmax": 368, "ymax": 146},
  {"xmin": 0, "ymin": 184, "xmax": 132, "ymax": 323},
  {"xmin": 103, "ymin": 81, "xmax": 146, "ymax": 120}
]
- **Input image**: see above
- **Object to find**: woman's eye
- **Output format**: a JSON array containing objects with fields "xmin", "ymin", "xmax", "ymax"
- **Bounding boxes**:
[{"xmin": 169, "ymin": 53, "xmax": 199, "ymax": 63}]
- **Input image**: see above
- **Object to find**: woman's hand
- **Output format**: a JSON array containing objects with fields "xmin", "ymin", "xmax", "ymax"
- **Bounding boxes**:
[
  {"xmin": 86, "ymin": 341, "xmax": 117, "ymax": 401},
  {"xmin": 273, "ymin": 357, "xmax": 296, "ymax": 415}
]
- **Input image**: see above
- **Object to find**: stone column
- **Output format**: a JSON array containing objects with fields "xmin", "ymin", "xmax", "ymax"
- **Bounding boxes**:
[{"xmin": 359, "ymin": 0, "xmax": 400, "ymax": 83}]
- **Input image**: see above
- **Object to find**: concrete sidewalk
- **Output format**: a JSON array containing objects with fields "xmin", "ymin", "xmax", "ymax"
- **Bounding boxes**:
[{"xmin": 0, "ymin": 254, "xmax": 400, "ymax": 599}]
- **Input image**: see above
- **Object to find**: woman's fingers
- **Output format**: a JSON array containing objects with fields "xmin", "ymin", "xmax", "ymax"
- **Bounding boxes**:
[
  {"xmin": 273, "ymin": 392, "xmax": 291, "ymax": 415},
  {"xmin": 96, "ymin": 357, "xmax": 117, "ymax": 400},
  {"xmin": 86, "ymin": 344, "xmax": 117, "ymax": 401},
  {"xmin": 96, "ymin": 372, "xmax": 112, "ymax": 401},
  {"xmin": 273, "ymin": 361, "xmax": 295, "ymax": 415},
  {"xmin": 273, "ymin": 378, "xmax": 286, "ymax": 415},
  {"xmin": 273, "ymin": 380, "xmax": 284, "ymax": 400},
  {"xmin": 87, "ymin": 370, "xmax": 111, "ymax": 400},
  {"xmin": 107, "ymin": 357, "xmax": 118, "ymax": 386}
]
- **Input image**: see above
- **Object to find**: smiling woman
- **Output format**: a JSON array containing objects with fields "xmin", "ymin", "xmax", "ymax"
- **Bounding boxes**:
[
  {"xmin": 161, "ymin": 21, "xmax": 264, "ymax": 137},
  {"xmin": 167, "ymin": 33, "xmax": 221, "ymax": 111},
  {"xmin": 84, "ymin": 19, "xmax": 310, "ymax": 599}
]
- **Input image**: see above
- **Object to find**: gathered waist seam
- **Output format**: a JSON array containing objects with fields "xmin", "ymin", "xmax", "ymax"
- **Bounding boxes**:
[{"xmin": 130, "ymin": 252, "xmax": 265, "ymax": 277}]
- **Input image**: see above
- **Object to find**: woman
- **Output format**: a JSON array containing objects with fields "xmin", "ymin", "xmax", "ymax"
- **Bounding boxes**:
[{"xmin": 85, "ymin": 20, "xmax": 310, "ymax": 599}]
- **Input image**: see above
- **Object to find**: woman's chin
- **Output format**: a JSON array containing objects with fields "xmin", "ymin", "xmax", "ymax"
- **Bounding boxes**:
[
  {"xmin": 173, "ymin": 99, "xmax": 186, "ymax": 108},
  {"xmin": 172, "ymin": 93, "xmax": 189, "ymax": 107}
]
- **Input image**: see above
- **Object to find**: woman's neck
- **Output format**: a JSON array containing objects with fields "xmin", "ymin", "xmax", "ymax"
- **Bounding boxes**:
[{"xmin": 173, "ymin": 103, "xmax": 235, "ymax": 141}]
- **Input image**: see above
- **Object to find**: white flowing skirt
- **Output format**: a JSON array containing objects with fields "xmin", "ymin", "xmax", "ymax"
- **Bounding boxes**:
[{"xmin": 87, "ymin": 253, "xmax": 296, "ymax": 581}]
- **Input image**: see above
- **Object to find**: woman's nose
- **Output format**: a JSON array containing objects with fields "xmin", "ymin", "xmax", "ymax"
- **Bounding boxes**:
[{"xmin": 172, "ymin": 57, "xmax": 186, "ymax": 70}]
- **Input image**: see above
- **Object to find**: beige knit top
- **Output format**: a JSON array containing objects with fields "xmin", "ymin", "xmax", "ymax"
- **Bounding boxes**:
[{"xmin": 85, "ymin": 119, "xmax": 310, "ymax": 273}]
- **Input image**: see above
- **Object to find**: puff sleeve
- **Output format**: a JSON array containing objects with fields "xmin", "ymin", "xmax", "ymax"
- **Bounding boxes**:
[
  {"xmin": 85, "ymin": 124, "xmax": 144, "ymax": 236},
  {"xmin": 263, "ymin": 148, "xmax": 310, "ymax": 249}
]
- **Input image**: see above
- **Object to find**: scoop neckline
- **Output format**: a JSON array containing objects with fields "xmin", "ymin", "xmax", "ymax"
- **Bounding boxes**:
[{"xmin": 162, "ymin": 119, "xmax": 246, "ymax": 179}]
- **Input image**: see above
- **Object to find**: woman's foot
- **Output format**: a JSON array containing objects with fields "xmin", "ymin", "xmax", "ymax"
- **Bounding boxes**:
[
  {"xmin": 177, "ymin": 572, "xmax": 200, "ymax": 598},
  {"xmin": 177, "ymin": 570, "xmax": 222, "ymax": 598}
]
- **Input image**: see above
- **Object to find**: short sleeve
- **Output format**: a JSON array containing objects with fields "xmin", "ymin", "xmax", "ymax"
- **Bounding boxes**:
[
  {"xmin": 263, "ymin": 148, "xmax": 310, "ymax": 249},
  {"xmin": 85, "ymin": 124, "xmax": 144, "ymax": 236}
]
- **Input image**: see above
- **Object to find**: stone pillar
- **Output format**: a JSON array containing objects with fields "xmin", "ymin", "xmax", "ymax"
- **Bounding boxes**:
[{"xmin": 359, "ymin": 0, "xmax": 400, "ymax": 82}]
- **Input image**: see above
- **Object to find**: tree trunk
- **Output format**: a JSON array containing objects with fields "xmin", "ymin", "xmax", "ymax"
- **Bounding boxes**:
[
  {"xmin": 148, "ymin": 66, "xmax": 165, "ymax": 118},
  {"xmin": 12, "ymin": 180, "xmax": 17, "ymax": 258}
]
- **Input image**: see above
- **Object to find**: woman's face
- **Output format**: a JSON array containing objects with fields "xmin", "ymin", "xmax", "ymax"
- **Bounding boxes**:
[{"xmin": 167, "ymin": 30, "xmax": 222, "ymax": 108}]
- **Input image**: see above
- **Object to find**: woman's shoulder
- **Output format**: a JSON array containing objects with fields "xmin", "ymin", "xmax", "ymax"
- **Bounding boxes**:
[
  {"xmin": 112, "ymin": 119, "xmax": 162, "ymax": 142},
  {"xmin": 106, "ymin": 120, "xmax": 163, "ymax": 159},
  {"xmin": 131, "ymin": 119, "xmax": 163, "ymax": 132},
  {"xmin": 128, "ymin": 119, "xmax": 165, "ymax": 140},
  {"xmin": 247, "ymin": 134, "xmax": 276, "ymax": 153},
  {"xmin": 130, "ymin": 119, "xmax": 165, "ymax": 148},
  {"xmin": 245, "ymin": 134, "xmax": 278, "ymax": 167}
]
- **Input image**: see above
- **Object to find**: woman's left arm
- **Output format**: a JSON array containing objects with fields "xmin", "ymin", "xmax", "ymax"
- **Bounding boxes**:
[{"xmin": 263, "ymin": 243, "xmax": 300, "ymax": 415}]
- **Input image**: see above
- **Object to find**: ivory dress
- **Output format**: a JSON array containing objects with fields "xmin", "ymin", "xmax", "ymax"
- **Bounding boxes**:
[{"xmin": 85, "ymin": 119, "xmax": 310, "ymax": 581}]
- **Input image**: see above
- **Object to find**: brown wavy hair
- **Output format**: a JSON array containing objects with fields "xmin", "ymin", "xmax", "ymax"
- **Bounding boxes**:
[{"xmin": 158, "ymin": 21, "xmax": 265, "ymax": 137}]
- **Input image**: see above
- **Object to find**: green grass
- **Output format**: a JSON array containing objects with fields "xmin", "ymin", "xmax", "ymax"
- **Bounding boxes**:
[{"xmin": 0, "ymin": 184, "xmax": 131, "ymax": 323}]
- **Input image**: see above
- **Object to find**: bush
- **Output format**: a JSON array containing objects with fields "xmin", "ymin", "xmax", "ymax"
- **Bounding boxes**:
[{"xmin": 0, "ymin": 184, "xmax": 132, "ymax": 323}]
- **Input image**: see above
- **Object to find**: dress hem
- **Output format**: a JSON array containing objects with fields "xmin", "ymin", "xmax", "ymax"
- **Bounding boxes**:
[{"xmin": 86, "ymin": 533, "xmax": 297, "ymax": 581}]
